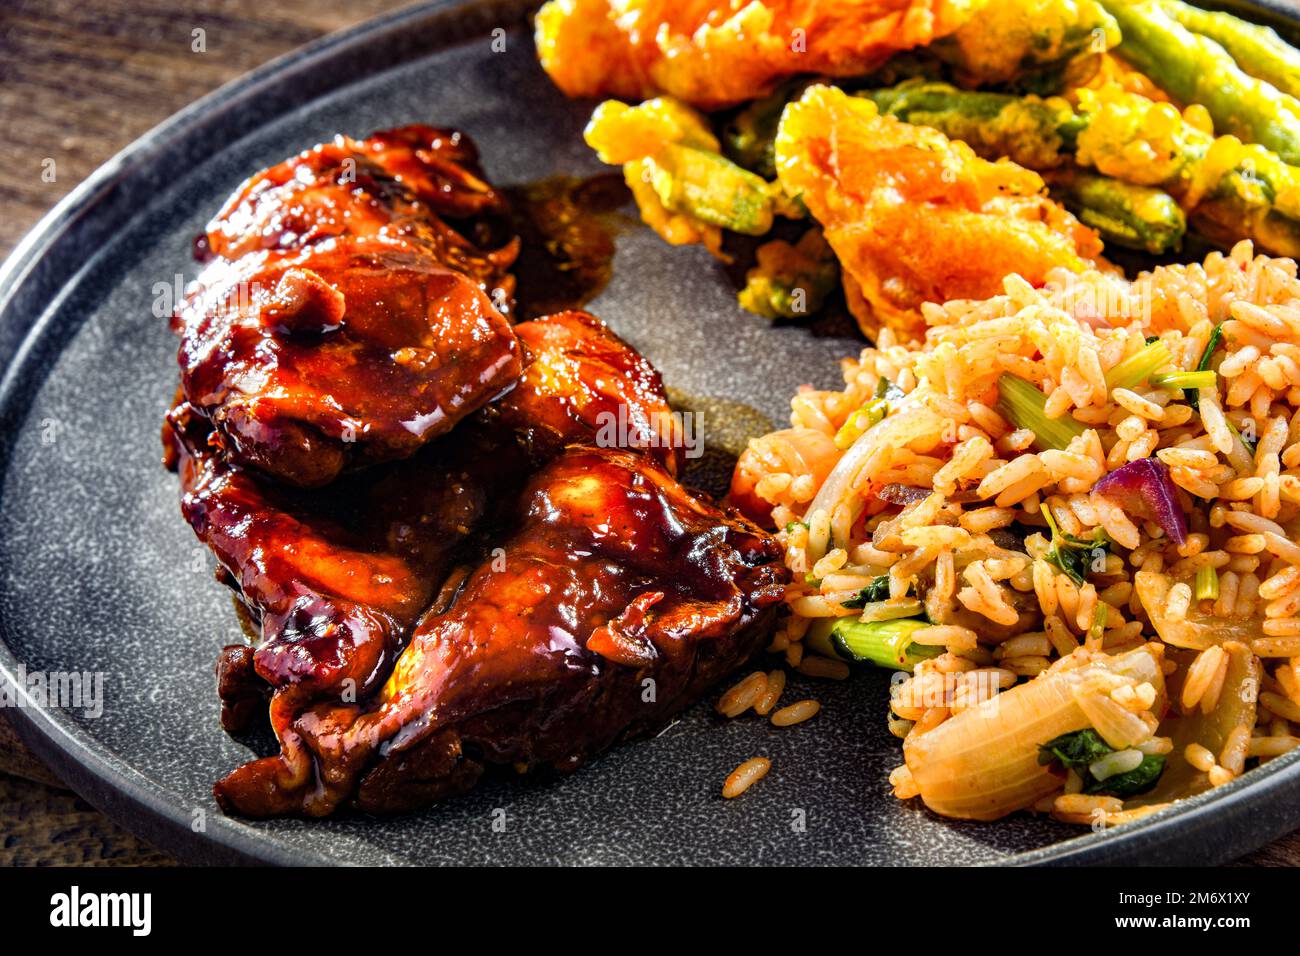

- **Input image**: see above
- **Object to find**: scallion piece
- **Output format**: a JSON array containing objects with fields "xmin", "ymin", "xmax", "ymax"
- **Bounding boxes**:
[
  {"xmin": 1196, "ymin": 565, "xmax": 1220, "ymax": 602},
  {"xmin": 1087, "ymin": 602, "xmax": 1108, "ymax": 646},
  {"xmin": 1150, "ymin": 370, "xmax": 1217, "ymax": 390},
  {"xmin": 875, "ymin": 375, "xmax": 905, "ymax": 401},
  {"xmin": 1105, "ymin": 339, "xmax": 1173, "ymax": 390},
  {"xmin": 997, "ymin": 374, "xmax": 1086, "ymax": 451},
  {"xmin": 1187, "ymin": 323, "xmax": 1225, "ymax": 410},
  {"xmin": 1228, "ymin": 419, "xmax": 1258, "ymax": 456},
  {"xmin": 841, "ymin": 574, "xmax": 892, "ymax": 609},
  {"xmin": 833, "ymin": 397, "xmax": 888, "ymax": 449}
]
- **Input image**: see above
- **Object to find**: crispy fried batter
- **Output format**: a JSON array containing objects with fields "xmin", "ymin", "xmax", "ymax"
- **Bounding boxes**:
[
  {"xmin": 774, "ymin": 86, "xmax": 1105, "ymax": 342},
  {"xmin": 584, "ymin": 98, "xmax": 728, "ymax": 256},
  {"xmin": 535, "ymin": 0, "xmax": 980, "ymax": 110}
]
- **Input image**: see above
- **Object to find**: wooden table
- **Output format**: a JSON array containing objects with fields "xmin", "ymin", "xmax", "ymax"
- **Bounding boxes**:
[
  {"xmin": 0, "ymin": 0, "xmax": 1296, "ymax": 867},
  {"xmin": 0, "ymin": 0, "xmax": 402, "ymax": 866}
]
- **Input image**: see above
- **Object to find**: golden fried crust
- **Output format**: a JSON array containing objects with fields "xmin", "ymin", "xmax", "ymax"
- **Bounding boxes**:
[
  {"xmin": 536, "ymin": 0, "xmax": 981, "ymax": 109},
  {"xmin": 775, "ymin": 86, "xmax": 1104, "ymax": 343}
]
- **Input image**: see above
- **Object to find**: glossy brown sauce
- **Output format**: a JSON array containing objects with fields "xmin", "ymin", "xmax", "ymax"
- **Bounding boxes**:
[
  {"xmin": 506, "ymin": 173, "xmax": 632, "ymax": 320},
  {"xmin": 164, "ymin": 130, "xmax": 789, "ymax": 819}
]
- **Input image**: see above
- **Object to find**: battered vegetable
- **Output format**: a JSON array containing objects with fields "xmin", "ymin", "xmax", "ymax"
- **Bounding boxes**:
[
  {"xmin": 535, "ymin": 0, "xmax": 981, "ymax": 110},
  {"xmin": 775, "ymin": 85, "xmax": 1102, "ymax": 342},
  {"xmin": 934, "ymin": 0, "xmax": 1120, "ymax": 85},
  {"xmin": 868, "ymin": 78, "xmax": 1300, "ymax": 257},
  {"xmin": 1075, "ymin": 85, "xmax": 1300, "ymax": 258},
  {"xmin": 1159, "ymin": 0, "xmax": 1300, "ymax": 99},
  {"xmin": 1103, "ymin": 0, "xmax": 1300, "ymax": 166},
  {"xmin": 649, "ymin": 145, "xmax": 777, "ymax": 235},
  {"xmin": 863, "ymin": 81, "xmax": 1085, "ymax": 170},
  {"xmin": 739, "ymin": 228, "xmax": 840, "ymax": 319},
  {"xmin": 584, "ymin": 97, "xmax": 782, "ymax": 254},
  {"xmin": 1046, "ymin": 169, "xmax": 1186, "ymax": 253},
  {"xmin": 726, "ymin": 80, "xmax": 813, "ymax": 179}
]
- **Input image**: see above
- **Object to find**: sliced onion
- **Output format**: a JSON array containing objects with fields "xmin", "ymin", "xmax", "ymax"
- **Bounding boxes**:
[
  {"xmin": 805, "ymin": 401, "xmax": 946, "ymax": 521},
  {"xmin": 1093, "ymin": 457, "xmax": 1188, "ymax": 546},
  {"xmin": 875, "ymin": 483, "xmax": 931, "ymax": 506},
  {"xmin": 903, "ymin": 645, "xmax": 1166, "ymax": 820},
  {"xmin": 1136, "ymin": 642, "xmax": 1259, "ymax": 807},
  {"xmin": 1137, "ymin": 569, "xmax": 1262, "ymax": 650}
]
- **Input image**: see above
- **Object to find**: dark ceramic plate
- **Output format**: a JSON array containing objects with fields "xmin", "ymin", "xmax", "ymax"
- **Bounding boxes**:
[{"xmin": 4, "ymin": 0, "xmax": 1300, "ymax": 866}]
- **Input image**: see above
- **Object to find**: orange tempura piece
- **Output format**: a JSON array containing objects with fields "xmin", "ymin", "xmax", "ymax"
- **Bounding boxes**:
[
  {"xmin": 535, "ymin": 0, "xmax": 980, "ymax": 110},
  {"xmin": 775, "ymin": 86, "xmax": 1105, "ymax": 343}
]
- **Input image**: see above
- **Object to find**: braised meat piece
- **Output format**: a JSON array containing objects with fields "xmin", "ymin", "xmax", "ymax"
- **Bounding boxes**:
[
  {"xmin": 491, "ymin": 309, "xmax": 684, "ymax": 475},
  {"xmin": 201, "ymin": 125, "xmax": 517, "ymax": 302},
  {"xmin": 168, "ymin": 399, "xmax": 524, "ymax": 733},
  {"xmin": 163, "ymin": 121, "xmax": 790, "ymax": 820},
  {"xmin": 169, "ymin": 311, "xmax": 689, "ymax": 748},
  {"xmin": 173, "ymin": 126, "xmax": 522, "ymax": 488},
  {"xmin": 168, "ymin": 308, "xmax": 786, "ymax": 817},
  {"xmin": 214, "ymin": 445, "xmax": 788, "ymax": 817},
  {"xmin": 176, "ymin": 243, "xmax": 522, "ymax": 488}
]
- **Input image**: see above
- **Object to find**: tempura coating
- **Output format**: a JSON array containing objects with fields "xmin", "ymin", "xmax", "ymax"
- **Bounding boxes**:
[
  {"xmin": 774, "ymin": 86, "xmax": 1104, "ymax": 343},
  {"xmin": 535, "ymin": 0, "xmax": 979, "ymax": 110},
  {"xmin": 934, "ymin": 0, "xmax": 1118, "ymax": 85}
]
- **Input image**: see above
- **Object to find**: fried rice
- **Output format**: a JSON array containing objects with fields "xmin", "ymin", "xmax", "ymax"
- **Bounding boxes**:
[{"xmin": 732, "ymin": 241, "xmax": 1300, "ymax": 824}]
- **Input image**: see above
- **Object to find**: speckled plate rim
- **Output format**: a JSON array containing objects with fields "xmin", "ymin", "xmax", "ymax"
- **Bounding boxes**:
[{"xmin": 2, "ymin": 0, "xmax": 1300, "ymax": 867}]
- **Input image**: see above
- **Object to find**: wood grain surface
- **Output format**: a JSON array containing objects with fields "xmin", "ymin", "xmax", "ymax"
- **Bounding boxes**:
[
  {"xmin": 0, "ymin": 0, "xmax": 1296, "ymax": 867},
  {"xmin": 0, "ymin": 0, "xmax": 403, "ymax": 866}
]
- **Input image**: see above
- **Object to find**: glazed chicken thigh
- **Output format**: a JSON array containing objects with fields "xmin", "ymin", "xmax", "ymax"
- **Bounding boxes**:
[
  {"xmin": 168, "ymin": 281, "xmax": 788, "ymax": 816},
  {"xmin": 490, "ymin": 309, "xmax": 685, "ymax": 474},
  {"xmin": 174, "ymin": 126, "xmax": 522, "ymax": 488},
  {"xmin": 171, "ymin": 310, "xmax": 663, "ymax": 739},
  {"xmin": 215, "ymin": 445, "xmax": 786, "ymax": 816}
]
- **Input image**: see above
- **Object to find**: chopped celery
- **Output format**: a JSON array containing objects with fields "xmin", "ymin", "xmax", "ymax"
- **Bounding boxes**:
[
  {"xmin": 1150, "ymin": 370, "xmax": 1217, "ymax": 390},
  {"xmin": 804, "ymin": 620, "xmax": 839, "ymax": 660},
  {"xmin": 830, "ymin": 618, "xmax": 937, "ymax": 671},
  {"xmin": 996, "ymin": 374, "xmax": 1086, "ymax": 451},
  {"xmin": 1196, "ymin": 564, "xmax": 1220, "ymax": 602},
  {"xmin": 1105, "ymin": 340, "xmax": 1173, "ymax": 390}
]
